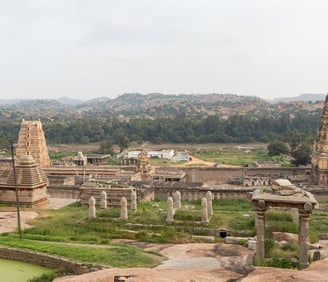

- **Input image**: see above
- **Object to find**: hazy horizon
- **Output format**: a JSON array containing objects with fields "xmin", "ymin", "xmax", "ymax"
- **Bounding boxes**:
[
  {"xmin": 1, "ymin": 1, "xmax": 328, "ymax": 101},
  {"xmin": 0, "ymin": 92, "xmax": 325, "ymax": 103}
]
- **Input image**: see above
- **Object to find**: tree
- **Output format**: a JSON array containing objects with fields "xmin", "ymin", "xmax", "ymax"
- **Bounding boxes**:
[
  {"xmin": 291, "ymin": 143, "xmax": 312, "ymax": 166},
  {"xmin": 113, "ymin": 131, "xmax": 129, "ymax": 153},
  {"xmin": 287, "ymin": 130, "xmax": 314, "ymax": 166},
  {"xmin": 99, "ymin": 138, "xmax": 114, "ymax": 155},
  {"xmin": 267, "ymin": 140, "xmax": 288, "ymax": 156}
]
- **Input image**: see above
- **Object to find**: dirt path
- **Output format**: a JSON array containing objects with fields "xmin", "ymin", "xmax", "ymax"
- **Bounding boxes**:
[{"xmin": 180, "ymin": 156, "xmax": 217, "ymax": 167}]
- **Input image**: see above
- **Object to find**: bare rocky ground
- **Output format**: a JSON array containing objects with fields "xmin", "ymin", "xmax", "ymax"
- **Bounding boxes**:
[{"xmin": 1, "ymin": 201, "xmax": 328, "ymax": 281}]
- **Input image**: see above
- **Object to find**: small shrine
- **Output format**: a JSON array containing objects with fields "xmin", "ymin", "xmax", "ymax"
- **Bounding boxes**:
[
  {"xmin": 0, "ymin": 155, "xmax": 49, "ymax": 207},
  {"xmin": 251, "ymin": 179, "xmax": 318, "ymax": 269}
]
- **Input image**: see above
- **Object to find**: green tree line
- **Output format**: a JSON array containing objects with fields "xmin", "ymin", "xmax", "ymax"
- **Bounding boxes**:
[{"xmin": 0, "ymin": 111, "xmax": 321, "ymax": 149}]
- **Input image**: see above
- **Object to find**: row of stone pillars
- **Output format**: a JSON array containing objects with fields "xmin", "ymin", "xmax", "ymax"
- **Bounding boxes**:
[
  {"xmin": 88, "ymin": 190, "xmax": 138, "ymax": 220},
  {"xmin": 167, "ymin": 190, "xmax": 213, "ymax": 224}
]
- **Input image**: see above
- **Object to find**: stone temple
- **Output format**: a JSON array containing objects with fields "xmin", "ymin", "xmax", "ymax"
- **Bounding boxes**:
[
  {"xmin": 312, "ymin": 95, "xmax": 328, "ymax": 185},
  {"xmin": 15, "ymin": 119, "xmax": 50, "ymax": 167},
  {"xmin": 0, "ymin": 155, "xmax": 49, "ymax": 207}
]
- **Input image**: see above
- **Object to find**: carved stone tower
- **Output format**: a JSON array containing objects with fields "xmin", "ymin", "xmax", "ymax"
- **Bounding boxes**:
[
  {"xmin": 137, "ymin": 149, "xmax": 152, "ymax": 180},
  {"xmin": 312, "ymin": 95, "xmax": 328, "ymax": 185},
  {"xmin": 16, "ymin": 119, "xmax": 50, "ymax": 167}
]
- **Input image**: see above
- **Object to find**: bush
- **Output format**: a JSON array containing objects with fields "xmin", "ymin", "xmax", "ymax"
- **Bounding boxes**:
[{"xmin": 268, "ymin": 141, "xmax": 288, "ymax": 156}]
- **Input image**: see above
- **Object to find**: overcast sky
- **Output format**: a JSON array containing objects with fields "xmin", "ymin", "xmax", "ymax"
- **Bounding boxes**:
[{"xmin": 1, "ymin": 0, "xmax": 328, "ymax": 101}]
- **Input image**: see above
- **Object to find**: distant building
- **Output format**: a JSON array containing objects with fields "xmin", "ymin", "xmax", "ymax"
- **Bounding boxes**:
[
  {"xmin": 86, "ymin": 154, "xmax": 111, "ymax": 165},
  {"xmin": 171, "ymin": 151, "xmax": 190, "ymax": 162},
  {"xmin": 127, "ymin": 149, "xmax": 175, "ymax": 160},
  {"xmin": 72, "ymin": 152, "xmax": 87, "ymax": 166}
]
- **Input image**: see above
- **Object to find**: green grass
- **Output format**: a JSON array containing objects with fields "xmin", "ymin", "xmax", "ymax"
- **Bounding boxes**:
[
  {"xmin": 0, "ymin": 236, "xmax": 162, "ymax": 268},
  {"xmin": 22, "ymin": 199, "xmax": 256, "ymax": 243},
  {"xmin": 193, "ymin": 146, "xmax": 284, "ymax": 166},
  {"xmin": 2, "ymin": 199, "xmax": 328, "ymax": 271}
]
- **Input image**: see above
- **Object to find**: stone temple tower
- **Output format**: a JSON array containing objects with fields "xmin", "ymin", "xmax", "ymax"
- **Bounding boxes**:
[
  {"xmin": 16, "ymin": 119, "xmax": 50, "ymax": 167},
  {"xmin": 312, "ymin": 95, "xmax": 328, "ymax": 186},
  {"xmin": 137, "ymin": 148, "xmax": 153, "ymax": 180}
]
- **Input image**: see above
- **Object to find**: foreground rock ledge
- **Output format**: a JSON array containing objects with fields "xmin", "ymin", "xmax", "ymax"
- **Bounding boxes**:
[
  {"xmin": 54, "ymin": 259, "xmax": 328, "ymax": 282},
  {"xmin": 53, "ymin": 267, "xmax": 243, "ymax": 282}
]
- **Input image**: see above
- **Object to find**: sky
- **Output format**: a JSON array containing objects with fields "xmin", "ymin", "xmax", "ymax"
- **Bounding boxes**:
[{"xmin": 1, "ymin": 0, "xmax": 328, "ymax": 101}]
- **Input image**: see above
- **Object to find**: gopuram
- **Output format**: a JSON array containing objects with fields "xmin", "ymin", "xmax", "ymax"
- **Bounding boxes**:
[
  {"xmin": 252, "ymin": 179, "xmax": 318, "ymax": 269},
  {"xmin": 15, "ymin": 119, "xmax": 50, "ymax": 167},
  {"xmin": 312, "ymin": 95, "xmax": 328, "ymax": 186},
  {"xmin": 137, "ymin": 148, "xmax": 153, "ymax": 180}
]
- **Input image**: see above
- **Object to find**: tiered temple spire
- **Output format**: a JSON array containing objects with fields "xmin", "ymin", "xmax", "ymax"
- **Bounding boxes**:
[
  {"xmin": 312, "ymin": 95, "xmax": 328, "ymax": 185},
  {"xmin": 16, "ymin": 119, "xmax": 50, "ymax": 167}
]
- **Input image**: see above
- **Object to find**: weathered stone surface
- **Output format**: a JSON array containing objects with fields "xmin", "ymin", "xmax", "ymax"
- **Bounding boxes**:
[{"xmin": 272, "ymin": 232, "xmax": 298, "ymax": 243}]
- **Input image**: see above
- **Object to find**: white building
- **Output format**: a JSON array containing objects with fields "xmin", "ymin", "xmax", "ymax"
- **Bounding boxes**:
[{"xmin": 127, "ymin": 149, "xmax": 175, "ymax": 160}]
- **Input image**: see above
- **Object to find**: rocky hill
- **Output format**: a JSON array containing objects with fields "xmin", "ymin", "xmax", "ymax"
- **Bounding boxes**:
[{"xmin": 0, "ymin": 93, "xmax": 324, "ymax": 121}]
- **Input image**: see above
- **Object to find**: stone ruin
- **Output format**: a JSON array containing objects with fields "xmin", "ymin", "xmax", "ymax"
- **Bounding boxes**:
[
  {"xmin": 0, "ymin": 155, "xmax": 49, "ymax": 207},
  {"xmin": 251, "ymin": 179, "xmax": 318, "ymax": 269},
  {"xmin": 80, "ymin": 180, "xmax": 137, "ymax": 209}
]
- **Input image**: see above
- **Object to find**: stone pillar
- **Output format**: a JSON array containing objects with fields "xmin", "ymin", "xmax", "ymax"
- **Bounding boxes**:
[
  {"xmin": 206, "ymin": 191, "xmax": 213, "ymax": 216},
  {"xmin": 174, "ymin": 191, "xmax": 181, "ymax": 209},
  {"xmin": 255, "ymin": 200, "xmax": 266, "ymax": 264},
  {"xmin": 291, "ymin": 208, "xmax": 299, "ymax": 225},
  {"xmin": 201, "ymin": 197, "xmax": 209, "ymax": 224},
  {"xmin": 299, "ymin": 202, "xmax": 312, "ymax": 269},
  {"xmin": 166, "ymin": 196, "xmax": 174, "ymax": 222},
  {"xmin": 100, "ymin": 191, "xmax": 107, "ymax": 209},
  {"xmin": 131, "ymin": 190, "xmax": 137, "ymax": 212},
  {"xmin": 88, "ymin": 196, "xmax": 96, "ymax": 219},
  {"xmin": 120, "ymin": 197, "xmax": 128, "ymax": 220}
]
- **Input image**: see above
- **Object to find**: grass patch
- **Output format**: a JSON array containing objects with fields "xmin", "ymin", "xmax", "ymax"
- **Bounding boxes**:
[{"xmin": 0, "ymin": 236, "xmax": 162, "ymax": 268}]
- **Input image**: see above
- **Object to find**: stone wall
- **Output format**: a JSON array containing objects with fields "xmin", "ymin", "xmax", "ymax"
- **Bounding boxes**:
[
  {"xmin": 0, "ymin": 246, "xmax": 92, "ymax": 274},
  {"xmin": 159, "ymin": 167, "xmax": 311, "ymax": 184},
  {"xmin": 47, "ymin": 185, "xmax": 81, "ymax": 199},
  {"xmin": 154, "ymin": 185, "xmax": 255, "ymax": 201}
]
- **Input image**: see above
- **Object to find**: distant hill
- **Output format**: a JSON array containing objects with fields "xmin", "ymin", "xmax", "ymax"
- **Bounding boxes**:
[
  {"xmin": 0, "ymin": 93, "xmax": 324, "ymax": 121},
  {"xmin": 271, "ymin": 94, "xmax": 325, "ymax": 103},
  {"xmin": 56, "ymin": 97, "xmax": 85, "ymax": 105},
  {"xmin": 0, "ymin": 99, "xmax": 24, "ymax": 105}
]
